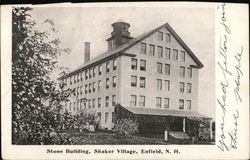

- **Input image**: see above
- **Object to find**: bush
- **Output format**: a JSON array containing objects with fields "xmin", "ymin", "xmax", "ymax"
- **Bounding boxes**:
[{"xmin": 113, "ymin": 118, "xmax": 139, "ymax": 139}]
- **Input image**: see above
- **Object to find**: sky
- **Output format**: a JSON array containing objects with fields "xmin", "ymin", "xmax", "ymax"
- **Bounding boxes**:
[{"xmin": 30, "ymin": 6, "xmax": 215, "ymax": 118}]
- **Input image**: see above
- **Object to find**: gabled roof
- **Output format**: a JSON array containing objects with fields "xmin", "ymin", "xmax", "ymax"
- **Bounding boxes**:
[{"xmin": 59, "ymin": 22, "xmax": 203, "ymax": 80}]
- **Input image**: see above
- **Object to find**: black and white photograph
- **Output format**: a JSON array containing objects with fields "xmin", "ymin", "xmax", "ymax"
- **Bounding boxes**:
[{"xmin": 1, "ymin": 2, "xmax": 249, "ymax": 160}]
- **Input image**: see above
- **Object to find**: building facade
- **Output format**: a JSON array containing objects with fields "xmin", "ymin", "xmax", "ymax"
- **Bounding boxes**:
[{"xmin": 59, "ymin": 21, "xmax": 206, "ymax": 131}]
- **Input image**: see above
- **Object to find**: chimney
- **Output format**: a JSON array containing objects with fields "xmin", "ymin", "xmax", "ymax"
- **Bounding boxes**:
[{"xmin": 84, "ymin": 42, "xmax": 90, "ymax": 63}]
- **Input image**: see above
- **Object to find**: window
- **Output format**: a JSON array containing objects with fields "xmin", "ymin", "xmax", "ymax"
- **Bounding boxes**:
[
  {"xmin": 180, "ymin": 82, "xmax": 185, "ymax": 93},
  {"xmin": 140, "ymin": 60, "xmax": 146, "ymax": 71},
  {"xmin": 80, "ymin": 100, "xmax": 83, "ymax": 110},
  {"xmin": 93, "ymin": 82, "xmax": 96, "ymax": 92},
  {"xmin": 112, "ymin": 112, "xmax": 115, "ymax": 123},
  {"xmin": 89, "ymin": 83, "xmax": 91, "ymax": 93},
  {"xmin": 187, "ymin": 83, "xmax": 192, "ymax": 93},
  {"xmin": 98, "ymin": 80, "xmax": 101, "ymax": 91},
  {"xmin": 85, "ymin": 85, "xmax": 88, "ymax": 94},
  {"xmin": 180, "ymin": 66, "xmax": 185, "ymax": 77},
  {"xmin": 157, "ymin": 46, "xmax": 163, "ymax": 58},
  {"xmin": 77, "ymin": 101, "xmax": 79, "ymax": 110},
  {"xmin": 98, "ymin": 98, "xmax": 101, "ymax": 108},
  {"xmin": 113, "ymin": 76, "xmax": 117, "ymax": 87},
  {"xmin": 105, "ymin": 96, "xmax": 109, "ymax": 107},
  {"xmin": 180, "ymin": 51, "xmax": 185, "ymax": 61},
  {"xmin": 77, "ymin": 87, "xmax": 79, "ymax": 95},
  {"xmin": 165, "ymin": 80, "xmax": 170, "ymax": 91},
  {"xmin": 85, "ymin": 70, "xmax": 88, "ymax": 80},
  {"xmin": 156, "ymin": 97, "xmax": 162, "ymax": 108},
  {"xmin": 179, "ymin": 99, "xmax": 184, "ymax": 109},
  {"xmin": 93, "ymin": 67, "xmax": 96, "ymax": 77},
  {"xmin": 69, "ymin": 103, "xmax": 72, "ymax": 111},
  {"xmin": 139, "ymin": 77, "xmax": 146, "ymax": 88},
  {"xmin": 81, "ymin": 72, "xmax": 83, "ymax": 81},
  {"xmin": 157, "ymin": 62, "xmax": 162, "ymax": 74},
  {"xmin": 187, "ymin": 100, "xmax": 191, "ymax": 110},
  {"xmin": 98, "ymin": 65, "xmax": 102, "ymax": 75},
  {"xmin": 73, "ymin": 88, "xmax": 76, "ymax": 96},
  {"xmin": 89, "ymin": 69, "xmax": 92, "ymax": 79},
  {"xmin": 140, "ymin": 42, "xmax": 146, "ymax": 54},
  {"xmin": 131, "ymin": 58, "xmax": 137, "ymax": 70},
  {"xmin": 77, "ymin": 73, "xmax": 79, "ymax": 82},
  {"xmin": 106, "ymin": 61, "xmax": 110, "ymax": 73},
  {"xmin": 92, "ymin": 98, "xmax": 95, "ymax": 108},
  {"xmin": 74, "ymin": 75, "xmax": 76, "ymax": 83},
  {"xmin": 158, "ymin": 31, "xmax": 163, "ymax": 41},
  {"xmin": 165, "ymin": 48, "xmax": 170, "ymax": 59},
  {"xmin": 88, "ymin": 99, "xmax": 91, "ymax": 108},
  {"xmin": 157, "ymin": 79, "xmax": 162, "ymax": 90},
  {"xmin": 113, "ymin": 58, "xmax": 117, "ymax": 70},
  {"xmin": 73, "ymin": 102, "xmax": 76, "ymax": 111},
  {"xmin": 164, "ymin": 98, "xmax": 169, "ymax": 108},
  {"xmin": 112, "ymin": 95, "xmax": 116, "ymax": 106},
  {"xmin": 166, "ymin": 33, "xmax": 171, "ymax": 43},
  {"xmin": 105, "ymin": 112, "xmax": 108, "ymax": 123},
  {"xmin": 130, "ymin": 95, "xmax": 137, "ymax": 106},
  {"xmin": 97, "ymin": 112, "xmax": 101, "ymax": 121},
  {"xmin": 173, "ymin": 49, "xmax": 178, "ymax": 60},
  {"xmin": 70, "ymin": 77, "xmax": 72, "ymax": 85},
  {"xmin": 106, "ymin": 78, "xmax": 109, "ymax": 89},
  {"xmin": 149, "ymin": 44, "xmax": 155, "ymax": 56},
  {"xmin": 139, "ymin": 95, "xmax": 145, "ymax": 107},
  {"xmin": 131, "ymin": 76, "xmax": 137, "ymax": 87},
  {"xmin": 187, "ymin": 68, "xmax": 192, "ymax": 78},
  {"xmin": 164, "ymin": 64, "xmax": 170, "ymax": 75}
]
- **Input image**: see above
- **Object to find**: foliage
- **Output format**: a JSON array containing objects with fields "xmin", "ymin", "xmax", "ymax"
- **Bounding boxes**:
[
  {"xmin": 185, "ymin": 117, "xmax": 204, "ymax": 142},
  {"xmin": 113, "ymin": 118, "xmax": 139, "ymax": 139},
  {"xmin": 12, "ymin": 7, "xmax": 71, "ymax": 144}
]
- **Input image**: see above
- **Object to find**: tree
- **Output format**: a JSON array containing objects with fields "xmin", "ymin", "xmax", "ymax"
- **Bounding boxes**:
[{"xmin": 12, "ymin": 7, "xmax": 71, "ymax": 144}]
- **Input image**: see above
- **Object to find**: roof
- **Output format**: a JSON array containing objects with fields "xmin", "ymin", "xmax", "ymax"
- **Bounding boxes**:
[
  {"xmin": 59, "ymin": 22, "xmax": 204, "ymax": 80},
  {"xmin": 124, "ymin": 106, "xmax": 210, "ymax": 119}
]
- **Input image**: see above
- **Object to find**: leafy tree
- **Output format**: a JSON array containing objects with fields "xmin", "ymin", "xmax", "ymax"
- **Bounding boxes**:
[
  {"xmin": 12, "ymin": 7, "xmax": 71, "ymax": 144},
  {"xmin": 113, "ymin": 118, "xmax": 139, "ymax": 139}
]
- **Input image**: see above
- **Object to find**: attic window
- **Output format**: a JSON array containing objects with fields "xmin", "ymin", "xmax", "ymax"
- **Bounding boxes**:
[
  {"xmin": 166, "ymin": 33, "xmax": 171, "ymax": 43},
  {"xmin": 158, "ymin": 31, "xmax": 163, "ymax": 41}
]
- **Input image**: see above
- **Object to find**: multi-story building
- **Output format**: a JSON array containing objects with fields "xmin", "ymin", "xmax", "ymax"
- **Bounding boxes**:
[{"xmin": 59, "ymin": 20, "xmax": 208, "ymax": 132}]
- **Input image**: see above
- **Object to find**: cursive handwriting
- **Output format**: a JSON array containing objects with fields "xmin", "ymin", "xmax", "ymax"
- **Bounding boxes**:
[
  {"xmin": 228, "ymin": 110, "xmax": 239, "ymax": 149},
  {"xmin": 217, "ymin": 3, "xmax": 231, "ymax": 34},
  {"xmin": 234, "ymin": 46, "xmax": 243, "ymax": 104}
]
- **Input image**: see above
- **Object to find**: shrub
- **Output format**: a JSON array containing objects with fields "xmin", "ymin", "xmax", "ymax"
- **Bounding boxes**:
[{"xmin": 113, "ymin": 118, "xmax": 139, "ymax": 139}]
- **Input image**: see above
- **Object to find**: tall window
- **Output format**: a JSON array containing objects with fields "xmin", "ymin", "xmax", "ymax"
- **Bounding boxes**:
[
  {"xmin": 157, "ymin": 79, "xmax": 162, "ymax": 90},
  {"xmin": 98, "ymin": 80, "xmax": 101, "ymax": 91},
  {"xmin": 131, "ymin": 58, "xmax": 137, "ymax": 70},
  {"xmin": 180, "ymin": 66, "xmax": 185, "ymax": 77},
  {"xmin": 157, "ymin": 46, "xmax": 163, "ymax": 58},
  {"xmin": 187, "ymin": 83, "xmax": 192, "ymax": 93},
  {"xmin": 92, "ymin": 98, "xmax": 95, "ymax": 108},
  {"xmin": 89, "ymin": 69, "xmax": 92, "ymax": 78},
  {"xmin": 77, "ymin": 73, "xmax": 79, "ymax": 82},
  {"xmin": 105, "ymin": 112, "xmax": 108, "ymax": 123},
  {"xmin": 106, "ymin": 78, "xmax": 109, "ymax": 89},
  {"xmin": 73, "ymin": 102, "xmax": 76, "ymax": 111},
  {"xmin": 81, "ymin": 72, "xmax": 83, "ymax": 81},
  {"xmin": 93, "ymin": 82, "xmax": 96, "ymax": 92},
  {"xmin": 140, "ymin": 42, "xmax": 146, "ymax": 54},
  {"xmin": 187, "ymin": 68, "xmax": 192, "ymax": 78},
  {"xmin": 180, "ymin": 82, "xmax": 185, "ymax": 93},
  {"xmin": 80, "ymin": 86, "xmax": 83, "ymax": 95},
  {"xmin": 113, "ymin": 76, "xmax": 117, "ymax": 87},
  {"xmin": 70, "ymin": 76, "xmax": 72, "ymax": 85},
  {"xmin": 112, "ymin": 95, "xmax": 116, "ymax": 106},
  {"xmin": 74, "ymin": 75, "xmax": 76, "ymax": 83},
  {"xmin": 85, "ymin": 85, "xmax": 88, "ymax": 94},
  {"xmin": 166, "ymin": 33, "xmax": 171, "ymax": 43},
  {"xmin": 173, "ymin": 49, "xmax": 178, "ymax": 60},
  {"xmin": 180, "ymin": 51, "xmax": 185, "ymax": 61},
  {"xmin": 164, "ymin": 98, "xmax": 169, "ymax": 108},
  {"xmin": 113, "ymin": 58, "xmax": 117, "ymax": 70},
  {"xmin": 158, "ymin": 31, "xmax": 163, "ymax": 41},
  {"xmin": 149, "ymin": 44, "xmax": 155, "ymax": 56},
  {"xmin": 157, "ymin": 62, "xmax": 162, "ymax": 74},
  {"xmin": 89, "ymin": 83, "xmax": 91, "ymax": 93},
  {"xmin": 140, "ymin": 60, "xmax": 146, "ymax": 71},
  {"xmin": 131, "ymin": 76, "xmax": 137, "ymax": 87},
  {"xmin": 88, "ymin": 99, "xmax": 91, "ymax": 108},
  {"xmin": 106, "ymin": 61, "xmax": 110, "ymax": 73},
  {"xmin": 105, "ymin": 96, "xmax": 109, "ymax": 107},
  {"xmin": 164, "ymin": 64, "xmax": 170, "ymax": 75},
  {"xmin": 179, "ymin": 99, "xmax": 184, "ymax": 109},
  {"xmin": 156, "ymin": 97, "xmax": 162, "ymax": 108},
  {"xmin": 130, "ymin": 95, "xmax": 137, "ymax": 106},
  {"xmin": 165, "ymin": 80, "xmax": 170, "ymax": 91},
  {"xmin": 98, "ymin": 65, "xmax": 102, "ymax": 75},
  {"xmin": 165, "ymin": 47, "xmax": 170, "ymax": 59},
  {"xmin": 139, "ymin": 95, "xmax": 145, "ymax": 107},
  {"xmin": 93, "ymin": 67, "xmax": 96, "ymax": 77},
  {"xmin": 85, "ymin": 70, "xmax": 88, "ymax": 80},
  {"xmin": 187, "ymin": 100, "xmax": 191, "ymax": 110},
  {"xmin": 97, "ymin": 112, "xmax": 101, "ymax": 121},
  {"xmin": 139, "ymin": 77, "xmax": 146, "ymax": 88},
  {"xmin": 98, "ymin": 97, "xmax": 101, "ymax": 108},
  {"xmin": 77, "ymin": 87, "xmax": 79, "ymax": 95},
  {"xmin": 69, "ymin": 103, "xmax": 72, "ymax": 111}
]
